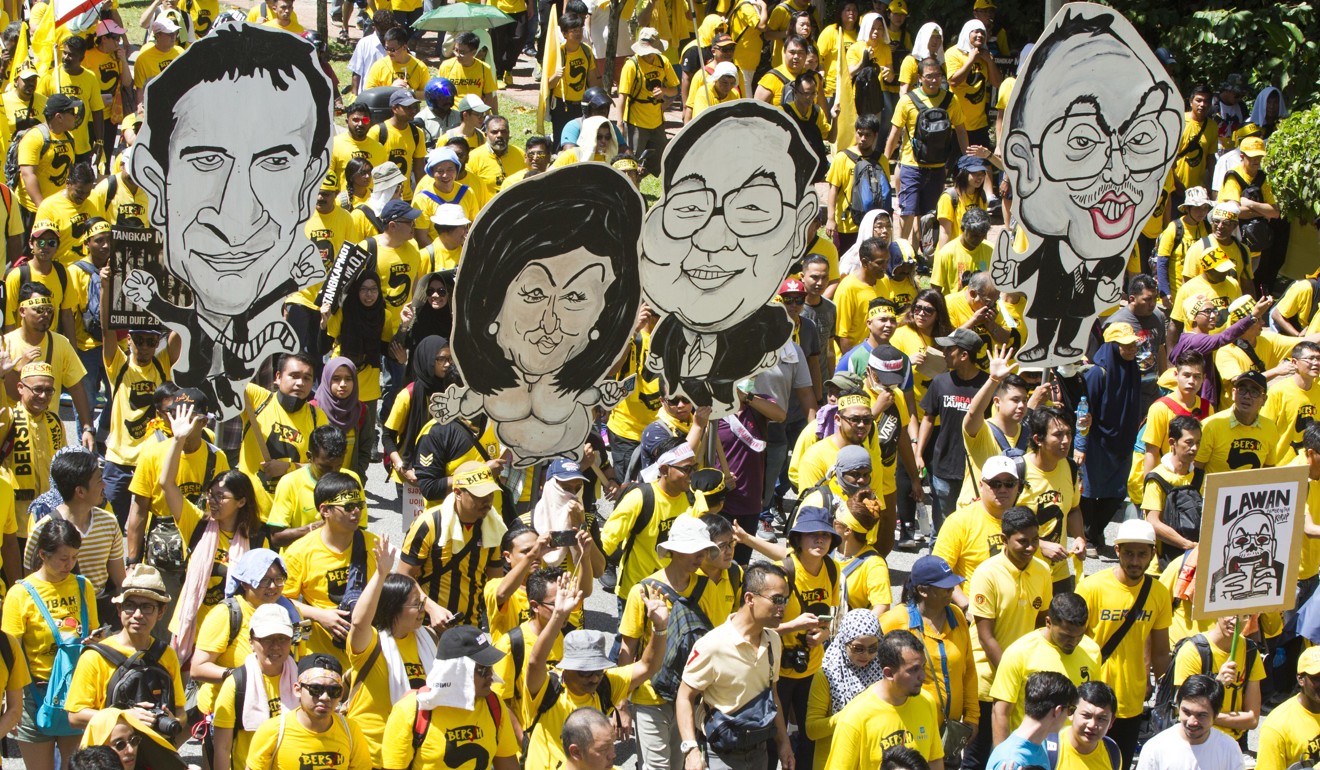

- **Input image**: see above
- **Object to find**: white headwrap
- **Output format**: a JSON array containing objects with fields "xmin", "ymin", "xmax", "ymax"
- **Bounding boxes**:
[
  {"xmin": 858, "ymin": 12, "xmax": 889, "ymax": 46},
  {"xmin": 839, "ymin": 209, "xmax": 889, "ymax": 275},
  {"xmin": 911, "ymin": 22, "xmax": 943, "ymax": 62},
  {"xmin": 955, "ymin": 19, "xmax": 985, "ymax": 55}
]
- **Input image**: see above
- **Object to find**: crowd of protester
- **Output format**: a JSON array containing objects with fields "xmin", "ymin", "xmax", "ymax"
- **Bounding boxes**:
[{"xmin": 0, "ymin": 0, "xmax": 1309, "ymax": 769}]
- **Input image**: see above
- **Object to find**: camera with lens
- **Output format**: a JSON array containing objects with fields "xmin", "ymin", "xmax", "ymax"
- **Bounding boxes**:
[
  {"xmin": 106, "ymin": 646, "xmax": 185, "ymax": 738},
  {"xmin": 783, "ymin": 646, "xmax": 809, "ymax": 674}
]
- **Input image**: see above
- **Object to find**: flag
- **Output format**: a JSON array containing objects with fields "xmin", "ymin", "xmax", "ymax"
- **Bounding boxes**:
[
  {"xmin": 834, "ymin": 45, "xmax": 855, "ymax": 153},
  {"xmin": 536, "ymin": 4, "xmax": 560, "ymax": 136}
]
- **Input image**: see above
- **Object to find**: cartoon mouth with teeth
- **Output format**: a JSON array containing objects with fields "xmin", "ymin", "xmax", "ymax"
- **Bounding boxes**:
[{"xmin": 1082, "ymin": 190, "xmax": 1137, "ymax": 240}]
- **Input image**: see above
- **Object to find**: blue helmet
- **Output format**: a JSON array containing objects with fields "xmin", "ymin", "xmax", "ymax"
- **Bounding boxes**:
[{"xmin": 425, "ymin": 77, "xmax": 457, "ymax": 108}]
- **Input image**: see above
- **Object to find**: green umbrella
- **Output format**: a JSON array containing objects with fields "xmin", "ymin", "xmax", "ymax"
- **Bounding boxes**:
[{"xmin": 413, "ymin": 3, "xmax": 516, "ymax": 32}]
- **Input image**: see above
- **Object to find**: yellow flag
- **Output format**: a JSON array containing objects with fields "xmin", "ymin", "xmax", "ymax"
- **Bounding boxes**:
[
  {"xmin": 536, "ymin": 4, "xmax": 560, "ymax": 136},
  {"xmin": 834, "ymin": 47, "xmax": 855, "ymax": 152}
]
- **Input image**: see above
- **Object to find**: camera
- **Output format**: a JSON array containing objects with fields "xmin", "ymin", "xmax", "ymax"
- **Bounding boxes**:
[
  {"xmin": 783, "ymin": 647, "xmax": 809, "ymax": 674},
  {"xmin": 150, "ymin": 710, "xmax": 183, "ymax": 739}
]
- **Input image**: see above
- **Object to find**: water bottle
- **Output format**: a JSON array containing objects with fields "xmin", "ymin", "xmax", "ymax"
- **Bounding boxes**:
[{"xmin": 1076, "ymin": 396, "xmax": 1090, "ymax": 437}]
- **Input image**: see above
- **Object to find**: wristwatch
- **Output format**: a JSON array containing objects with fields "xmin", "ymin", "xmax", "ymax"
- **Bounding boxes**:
[{"xmin": 680, "ymin": 740, "xmax": 700, "ymax": 755}]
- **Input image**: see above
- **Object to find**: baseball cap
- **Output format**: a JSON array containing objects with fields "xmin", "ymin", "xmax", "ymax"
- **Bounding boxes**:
[
  {"xmin": 867, "ymin": 344, "xmax": 909, "ymax": 386},
  {"xmin": 1102, "ymin": 322, "xmax": 1139, "ymax": 345},
  {"xmin": 453, "ymin": 461, "xmax": 500, "ymax": 496},
  {"xmin": 1198, "ymin": 249, "xmax": 1235, "ymax": 275},
  {"xmin": 15, "ymin": 64, "xmax": 37, "ymax": 80},
  {"xmin": 320, "ymin": 171, "xmax": 340, "ymax": 192},
  {"xmin": 546, "ymin": 458, "xmax": 588, "ymax": 482},
  {"xmin": 934, "ymin": 328, "xmax": 984, "ymax": 355},
  {"xmin": 957, "ymin": 155, "xmax": 991, "ymax": 174},
  {"xmin": 827, "ymin": 372, "xmax": 864, "ymax": 391},
  {"xmin": 711, "ymin": 32, "xmax": 734, "ymax": 48},
  {"xmin": 172, "ymin": 387, "xmax": 211, "ymax": 414},
  {"xmin": 456, "ymin": 94, "xmax": 491, "ymax": 113},
  {"xmin": 712, "ymin": 61, "xmax": 739, "ymax": 81},
  {"xmin": 43, "ymin": 93, "xmax": 80, "ymax": 116},
  {"xmin": 1113, "ymin": 519, "xmax": 1156, "ymax": 546},
  {"xmin": 1233, "ymin": 370, "xmax": 1268, "ymax": 393},
  {"xmin": 910, "ymin": 555, "xmax": 964, "ymax": 588},
  {"xmin": 438, "ymin": 625, "xmax": 504, "ymax": 665},
  {"xmin": 973, "ymin": 0, "xmax": 995, "ymax": 9},
  {"xmin": 150, "ymin": 17, "xmax": 181, "ymax": 34},
  {"xmin": 778, "ymin": 277, "xmax": 806, "ymax": 296},
  {"xmin": 430, "ymin": 203, "xmax": 470, "ymax": 229},
  {"xmin": 1240, "ymin": 136, "xmax": 1266, "ymax": 158},
  {"xmin": 298, "ymin": 653, "xmax": 343, "ymax": 677},
  {"xmin": 380, "ymin": 200, "xmax": 422, "ymax": 223},
  {"xmin": 1299, "ymin": 646, "xmax": 1320, "ymax": 676},
  {"xmin": 657, "ymin": 515, "xmax": 719, "ymax": 557},
  {"xmin": 249, "ymin": 603, "xmax": 295, "ymax": 639},
  {"xmin": 982, "ymin": 455, "xmax": 1019, "ymax": 481},
  {"xmin": 888, "ymin": 0, "xmax": 908, "ymax": 12},
  {"xmin": 389, "ymin": 88, "xmax": 420, "ymax": 108},
  {"xmin": 30, "ymin": 220, "xmax": 58, "ymax": 238},
  {"xmin": 96, "ymin": 18, "xmax": 126, "ymax": 36},
  {"xmin": 114, "ymin": 563, "xmax": 172, "ymax": 604}
]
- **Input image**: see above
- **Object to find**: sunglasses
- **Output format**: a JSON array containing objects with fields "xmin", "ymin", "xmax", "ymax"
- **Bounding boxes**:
[
  {"xmin": 780, "ymin": 296, "xmax": 806, "ymax": 306},
  {"xmin": 474, "ymin": 664, "xmax": 493, "ymax": 677},
  {"xmin": 753, "ymin": 592, "xmax": 789, "ymax": 606},
  {"xmin": 31, "ymin": 237, "xmax": 57, "ymax": 248},
  {"xmin": 335, "ymin": 501, "xmax": 366, "ymax": 512},
  {"xmin": 848, "ymin": 642, "xmax": 880, "ymax": 655},
  {"xmin": 984, "ymin": 478, "xmax": 1017, "ymax": 491},
  {"xmin": 427, "ymin": 285, "xmax": 447, "ymax": 296},
  {"xmin": 111, "ymin": 734, "xmax": 141, "ymax": 751},
  {"xmin": 302, "ymin": 683, "xmax": 343, "ymax": 699},
  {"xmin": 910, "ymin": 304, "xmax": 935, "ymax": 315}
]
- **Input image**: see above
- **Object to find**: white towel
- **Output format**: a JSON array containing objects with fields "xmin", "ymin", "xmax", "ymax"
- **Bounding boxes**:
[{"xmin": 379, "ymin": 628, "xmax": 439, "ymax": 705}]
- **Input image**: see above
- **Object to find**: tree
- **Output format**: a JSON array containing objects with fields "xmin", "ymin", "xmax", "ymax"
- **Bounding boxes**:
[{"xmin": 1264, "ymin": 106, "xmax": 1320, "ymax": 221}]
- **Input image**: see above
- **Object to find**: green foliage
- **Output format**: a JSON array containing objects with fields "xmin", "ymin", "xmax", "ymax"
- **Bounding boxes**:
[{"xmin": 1264, "ymin": 106, "xmax": 1320, "ymax": 221}]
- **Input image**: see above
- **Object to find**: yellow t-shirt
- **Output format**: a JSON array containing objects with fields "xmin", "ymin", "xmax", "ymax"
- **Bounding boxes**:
[
  {"xmin": 988, "ymin": 628, "xmax": 1101, "ymax": 732},
  {"xmin": 0, "ymin": 403, "xmax": 66, "ymax": 531},
  {"xmin": 618, "ymin": 54, "xmax": 678, "ymax": 130},
  {"xmin": 688, "ymin": 78, "xmax": 742, "ymax": 116},
  {"xmin": 36, "ymin": 67, "xmax": 103, "ymax": 155},
  {"xmin": 1076, "ymin": 568, "xmax": 1173, "ymax": 718},
  {"xmin": 604, "ymin": 331, "xmax": 662, "ymax": 442},
  {"xmin": 619, "ymin": 569, "xmax": 726, "ymax": 701},
  {"xmin": 777, "ymin": 553, "xmax": 840, "ymax": 680},
  {"xmin": 832, "ymin": 273, "xmax": 881, "ymax": 351},
  {"xmin": 292, "ymin": 205, "xmax": 370, "ymax": 311},
  {"xmin": 1156, "ymin": 216, "xmax": 1209, "ymax": 299},
  {"xmin": 33, "ymin": 191, "xmax": 102, "ymax": 266},
  {"xmin": 1214, "ymin": 331, "xmax": 1295, "ymax": 404},
  {"xmin": 193, "ymin": 595, "xmax": 257, "ymax": 715},
  {"xmin": 330, "ymin": 133, "xmax": 389, "ymax": 194},
  {"xmin": 373, "ymin": 121, "xmax": 426, "ymax": 201},
  {"xmin": 88, "ymin": 172, "xmax": 151, "ymax": 229},
  {"xmin": 65, "ymin": 634, "xmax": 186, "ymax": 715},
  {"xmin": 958, "ymin": 419, "xmax": 1021, "ymax": 507},
  {"xmin": 1, "ymin": 89, "xmax": 45, "ymax": 146},
  {"xmin": 1262, "ymin": 376, "xmax": 1320, "ymax": 464},
  {"xmin": 825, "ymin": 148, "xmax": 890, "ymax": 236},
  {"xmin": 103, "ymin": 348, "xmax": 172, "ymax": 467},
  {"xmin": 824, "ymin": 688, "xmax": 944, "ymax": 769},
  {"xmin": 1017, "ymin": 456, "xmax": 1081, "ymax": 582},
  {"xmin": 239, "ymin": 383, "xmax": 329, "ymax": 495},
  {"xmin": 1172, "ymin": 632, "xmax": 1264, "ymax": 738},
  {"xmin": 412, "ymin": 182, "xmax": 481, "ymax": 242},
  {"xmin": 931, "ymin": 236, "xmax": 992, "ymax": 294},
  {"xmin": 347, "ymin": 627, "xmax": 431, "ymax": 764},
  {"xmin": 891, "ymin": 325, "xmax": 934, "ymax": 413},
  {"xmin": 14, "ymin": 126, "xmax": 75, "ymax": 212},
  {"xmin": 967, "ymin": 552, "xmax": 1052, "ymax": 698},
  {"xmin": 1173, "ymin": 115, "xmax": 1218, "ymax": 191},
  {"xmin": 837, "ymin": 548, "xmax": 892, "ymax": 612},
  {"xmin": 1159, "ymin": 557, "xmax": 1211, "ymax": 653},
  {"xmin": 520, "ymin": 667, "xmax": 630, "ymax": 769},
  {"xmin": 1278, "ymin": 278, "xmax": 1320, "ymax": 332},
  {"xmin": 818, "ymin": 24, "xmax": 856, "ymax": 99},
  {"xmin": 132, "ymin": 45, "xmax": 182, "ymax": 90},
  {"xmin": 212, "ymin": 669, "xmax": 288, "ymax": 770},
  {"xmin": 482, "ymin": 580, "xmax": 529, "ymax": 642},
  {"xmin": 933, "ymin": 501, "xmax": 1004, "ymax": 581},
  {"xmin": 380, "ymin": 690, "xmax": 516, "ymax": 770},
  {"xmin": 727, "ymin": 0, "xmax": 764, "ymax": 70},
  {"xmin": 246, "ymin": 710, "xmax": 372, "ymax": 770},
  {"xmin": 128, "ymin": 437, "xmax": 230, "ymax": 527},
  {"xmin": 551, "ymin": 44, "xmax": 596, "ymax": 101},
  {"xmin": 4, "ymin": 264, "xmax": 80, "ymax": 325},
  {"xmin": 282, "ymin": 529, "xmax": 379, "ymax": 669},
  {"xmin": 1169, "ymin": 273, "xmax": 1240, "ymax": 327},
  {"xmin": 1219, "ymin": 163, "xmax": 1276, "ymax": 207},
  {"xmin": 1196, "ymin": 410, "xmax": 1278, "ymax": 475},
  {"xmin": 943, "ymin": 46, "xmax": 990, "ymax": 131},
  {"xmin": 364, "ymin": 54, "xmax": 429, "ymax": 93},
  {"xmin": 1182, "ymin": 236, "xmax": 1252, "ymax": 283},
  {"xmin": 491, "ymin": 619, "xmax": 563, "ymax": 703},
  {"xmin": 1054, "ymin": 727, "xmax": 1120, "ymax": 770},
  {"xmin": 936, "ymin": 188, "xmax": 988, "ymax": 243},
  {"xmin": 1140, "ymin": 171, "xmax": 1178, "ymax": 241},
  {"xmin": 600, "ymin": 482, "xmax": 692, "ymax": 598},
  {"xmin": 1257, "ymin": 694, "xmax": 1320, "ymax": 770},
  {"xmin": 434, "ymin": 58, "xmax": 497, "ymax": 99},
  {"xmin": 893, "ymin": 88, "xmax": 964, "ymax": 168},
  {"xmin": 466, "ymin": 144, "xmax": 526, "ymax": 194},
  {"xmin": 1, "ymin": 573, "xmax": 97, "ymax": 680},
  {"xmin": 879, "ymin": 603, "xmax": 978, "ymax": 725},
  {"xmin": 268, "ymin": 466, "xmax": 366, "ymax": 532}
]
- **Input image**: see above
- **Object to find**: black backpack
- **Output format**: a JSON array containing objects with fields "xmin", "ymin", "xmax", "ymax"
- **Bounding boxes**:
[
  {"xmin": 1142, "ymin": 469, "xmax": 1206, "ymax": 545},
  {"xmin": 94, "ymin": 640, "xmax": 176, "ymax": 714},
  {"xmin": 4, "ymin": 123, "xmax": 52, "ymax": 191},
  {"xmin": 845, "ymin": 150, "xmax": 893, "ymax": 225},
  {"xmin": 1148, "ymin": 633, "xmax": 1258, "ymax": 737},
  {"xmin": 909, "ymin": 90, "xmax": 955, "ymax": 166},
  {"xmin": 851, "ymin": 52, "xmax": 884, "ymax": 118}
]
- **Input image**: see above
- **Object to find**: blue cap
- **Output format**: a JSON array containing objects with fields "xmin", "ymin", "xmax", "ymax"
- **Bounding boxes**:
[
  {"xmin": 957, "ymin": 155, "xmax": 991, "ymax": 173},
  {"xmin": 380, "ymin": 199, "xmax": 422, "ymax": 223},
  {"xmin": 547, "ymin": 458, "xmax": 589, "ymax": 482},
  {"xmin": 910, "ymin": 555, "xmax": 964, "ymax": 588},
  {"xmin": 790, "ymin": 505, "xmax": 842, "ymax": 550}
]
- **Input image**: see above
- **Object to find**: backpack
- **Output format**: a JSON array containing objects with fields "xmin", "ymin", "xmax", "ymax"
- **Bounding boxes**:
[
  {"xmin": 784, "ymin": 477, "xmax": 837, "ymax": 536},
  {"xmin": 145, "ymin": 444, "xmax": 219, "ymax": 573},
  {"xmin": 641, "ymin": 577, "xmax": 713, "ymax": 702},
  {"xmin": 1044, "ymin": 732, "xmax": 1121, "ymax": 770},
  {"xmin": 909, "ymin": 90, "xmax": 955, "ymax": 166},
  {"xmin": 18, "ymin": 576, "xmax": 89, "ymax": 736},
  {"xmin": 72, "ymin": 260, "xmax": 102, "ymax": 342},
  {"xmin": 1142, "ymin": 468, "xmax": 1206, "ymax": 545},
  {"xmin": 844, "ymin": 149, "xmax": 892, "ymax": 225},
  {"xmin": 851, "ymin": 51, "xmax": 884, "ymax": 118},
  {"xmin": 16, "ymin": 261, "xmax": 68, "ymax": 300},
  {"xmin": 520, "ymin": 670, "xmax": 614, "ymax": 766},
  {"xmin": 1238, "ymin": 186, "xmax": 1273, "ymax": 253},
  {"xmin": 93, "ymin": 639, "xmax": 176, "ymax": 715},
  {"xmin": 411, "ymin": 692, "xmax": 503, "ymax": 764},
  {"xmin": 4, "ymin": 123, "xmax": 52, "ymax": 191},
  {"xmin": 1149, "ymin": 634, "xmax": 1259, "ymax": 736},
  {"xmin": 611, "ymin": 483, "xmax": 693, "ymax": 577}
]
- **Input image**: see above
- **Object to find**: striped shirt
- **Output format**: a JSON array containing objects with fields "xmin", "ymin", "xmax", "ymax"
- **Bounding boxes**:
[{"xmin": 25, "ymin": 509, "xmax": 124, "ymax": 592}]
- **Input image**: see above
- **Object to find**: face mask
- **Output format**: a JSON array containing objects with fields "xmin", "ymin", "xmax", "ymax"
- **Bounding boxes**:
[
  {"xmin": 837, "ymin": 473, "xmax": 866, "ymax": 497},
  {"xmin": 277, "ymin": 392, "xmax": 307, "ymax": 412}
]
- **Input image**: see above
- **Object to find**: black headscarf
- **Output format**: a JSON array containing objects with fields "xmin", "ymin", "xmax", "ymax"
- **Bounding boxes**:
[
  {"xmin": 337, "ymin": 272, "xmax": 386, "ymax": 366},
  {"xmin": 400, "ymin": 335, "xmax": 453, "ymax": 467},
  {"xmin": 406, "ymin": 271, "xmax": 455, "ymax": 352}
]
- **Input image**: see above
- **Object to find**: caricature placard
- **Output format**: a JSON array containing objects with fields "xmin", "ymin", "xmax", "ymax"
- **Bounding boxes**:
[
  {"xmin": 430, "ymin": 162, "xmax": 644, "ymax": 467},
  {"xmin": 108, "ymin": 226, "xmax": 193, "ymax": 329},
  {"xmin": 992, "ymin": 3, "xmax": 1182, "ymax": 366},
  {"xmin": 126, "ymin": 22, "xmax": 332, "ymax": 419},
  {"xmin": 640, "ymin": 100, "xmax": 820, "ymax": 415},
  {"xmin": 1194, "ymin": 465, "xmax": 1309, "ymax": 619}
]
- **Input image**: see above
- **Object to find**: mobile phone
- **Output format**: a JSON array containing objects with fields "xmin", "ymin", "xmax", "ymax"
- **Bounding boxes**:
[
  {"xmin": 550, "ymin": 529, "xmax": 578, "ymax": 548},
  {"xmin": 816, "ymin": 614, "xmax": 834, "ymax": 624}
]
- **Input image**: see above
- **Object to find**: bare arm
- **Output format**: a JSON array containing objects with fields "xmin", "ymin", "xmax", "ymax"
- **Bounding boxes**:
[
  {"xmin": 125, "ymin": 494, "xmax": 150, "ymax": 563},
  {"xmin": 974, "ymin": 615, "xmax": 1004, "ymax": 669},
  {"xmin": 991, "ymin": 699, "xmax": 1011, "ymax": 745},
  {"xmin": 349, "ymin": 536, "xmax": 395, "ymax": 656}
]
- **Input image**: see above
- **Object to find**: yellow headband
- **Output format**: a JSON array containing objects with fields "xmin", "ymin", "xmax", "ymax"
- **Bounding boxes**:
[
  {"xmin": 867, "ymin": 306, "xmax": 897, "ymax": 322},
  {"xmin": 612, "ymin": 158, "xmax": 640, "ymax": 173},
  {"xmin": 325, "ymin": 489, "xmax": 365, "ymax": 507},
  {"xmin": 85, "ymin": 220, "xmax": 112, "ymax": 238},
  {"xmin": 837, "ymin": 394, "xmax": 871, "ymax": 410},
  {"xmin": 20, "ymin": 295, "xmax": 52, "ymax": 310}
]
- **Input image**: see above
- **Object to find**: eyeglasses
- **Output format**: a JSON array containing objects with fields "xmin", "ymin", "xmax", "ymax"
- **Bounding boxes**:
[
  {"xmin": 661, "ymin": 183, "xmax": 793, "ymax": 239},
  {"xmin": 1296, "ymin": 356, "xmax": 1320, "ymax": 364},
  {"xmin": 984, "ymin": 478, "xmax": 1018, "ymax": 491},
  {"xmin": 253, "ymin": 575, "xmax": 287, "ymax": 590},
  {"xmin": 847, "ymin": 642, "xmax": 880, "ymax": 655},
  {"xmin": 839, "ymin": 413, "xmax": 874, "ymax": 426},
  {"xmin": 119, "ymin": 602, "xmax": 159, "ymax": 615},
  {"xmin": 335, "ymin": 501, "xmax": 366, "ymax": 512},
  {"xmin": 110, "ymin": 734, "xmax": 141, "ymax": 751},
  {"xmin": 302, "ymin": 683, "xmax": 343, "ymax": 699},
  {"xmin": 780, "ymin": 296, "xmax": 806, "ymax": 306},
  {"xmin": 130, "ymin": 333, "xmax": 161, "ymax": 346},
  {"xmin": 669, "ymin": 464, "xmax": 697, "ymax": 476},
  {"xmin": 208, "ymin": 490, "xmax": 236, "ymax": 503},
  {"xmin": 752, "ymin": 592, "xmax": 789, "ymax": 606},
  {"xmin": 474, "ymin": 664, "xmax": 493, "ymax": 677}
]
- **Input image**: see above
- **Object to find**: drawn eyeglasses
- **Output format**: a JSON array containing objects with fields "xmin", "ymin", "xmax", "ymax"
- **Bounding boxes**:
[
  {"xmin": 661, "ymin": 184, "xmax": 793, "ymax": 240},
  {"xmin": 1034, "ymin": 89, "xmax": 1180, "ymax": 183},
  {"xmin": 1231, "ymin": 534, "xmax": 1272, "ymax": 549}
]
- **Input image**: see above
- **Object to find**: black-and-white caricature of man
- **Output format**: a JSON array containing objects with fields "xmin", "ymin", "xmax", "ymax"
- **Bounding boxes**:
[
  {"xmin": 125, "ymin": 23, "xmax": 330, "ymax": 418},
  {"xmin": 992, "ymin": 4, "xmax": 1182, "ymax": 365},
  {"xmin": 1209, "ymin": 510, "xmax": 1284, "ymax": 602},
  {"xmin": 639, "ymin": 100, "xmax": 820, "ymax": 414}
]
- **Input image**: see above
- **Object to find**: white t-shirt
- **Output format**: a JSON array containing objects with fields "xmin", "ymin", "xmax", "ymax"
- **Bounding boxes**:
[{"xmin": 1135, "ymin": 726, "xmax": 1245, "ymax": 770}]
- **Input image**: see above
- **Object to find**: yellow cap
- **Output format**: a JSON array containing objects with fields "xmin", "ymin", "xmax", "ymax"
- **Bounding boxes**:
[
  {"xmin": 888, "ymin": 0, "xmax": 908, "ymax": 13},
  {"xmin": 1301, "ymin": 646, "xmax": 1320, "ymax": 676},
  {"xmin": 973, "ymin": 0, "xmax": 995, "ymax": 9},
  {"xmin": 320, "ymin": 171, "xmax": 340, "ymax": 192},
  {"xmin": 1240, "ymin": 136, "xmax": 1266, "ymax": 158},
  {"xmin": 1102, "ymin": 322, "xmax": 1138, "ymax": 345},
  {"xmin": 20, "ymin": 362, "xmax": 54, "ymax": 380}
]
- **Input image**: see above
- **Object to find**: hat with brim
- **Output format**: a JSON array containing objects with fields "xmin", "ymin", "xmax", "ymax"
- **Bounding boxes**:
[
  {"xmin": 790, "ymin": 505, "xmax": 842, "ymax": 550},
  {"xmin": 1179, "ymin": 186, "xmax": 1210, "ymax": 211},
  {"xmin": 453, "ymin": 460, "xmax": 500, "ymax": 497},
  {"xmin": 631, "ymin": 27, "xmax": 667, "ymax": 56},
  {"xmin": 1113, "ymin": 518, "xmax": 1156, "ymax": 546},
  {"xmin": 827, "ymin": 372, "xmax": 863, "ymax": 391},
  {"xmin": 559, "ymin": 630, "xmax": 614, "ymax": 671},
  {"xmin": 249, "ymin": 603, "xmax": 295, "ymax": 639},
  {"xmin": 430, "ymin": 203, "xmax": 470, "ymax": 229},
  {"xmin": 657, "ymin": 514, "xmax": 719, "ymax": 557},
  {"xmin": 113, "ymin": 564, "xmax": 172, "ymax": 604},
  {"xmin": 372, "ymin": 162, "xmax": 407, "ymax": 190}
]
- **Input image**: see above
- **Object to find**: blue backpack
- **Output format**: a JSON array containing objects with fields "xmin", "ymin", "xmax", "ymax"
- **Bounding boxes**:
[{"xmin": 20, "ymin": 576, "xmax": 90, "ymax": 736}]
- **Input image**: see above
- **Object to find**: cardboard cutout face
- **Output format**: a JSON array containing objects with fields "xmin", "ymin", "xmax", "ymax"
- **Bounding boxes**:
[
  {"xmin": 127, "ymin": 22, "xmax": 331, "ymax": 418},
  {"xmin": 992, "ymin": 4, "xmax": 1182, "ymax": 367},
  {"xmin": 431, "ymin": 163, "xmax": 644, "ymax": 467},
  {"xmin": 639, "ymin": 100, "xmax": 820, "ymax": 415}
]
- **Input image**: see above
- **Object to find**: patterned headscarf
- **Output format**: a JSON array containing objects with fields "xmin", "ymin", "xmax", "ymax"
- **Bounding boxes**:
[{"xmin": 820, "ymin": 608, "xmax": 885, "ymax": 714}]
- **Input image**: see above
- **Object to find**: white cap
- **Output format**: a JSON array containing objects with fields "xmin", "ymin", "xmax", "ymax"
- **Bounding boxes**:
[
  {"xmin": 712, "ymin": 61, "xmax": 739, "ymax": 81},
  {"xmin": 150, "ymin": 17, "xmax": 181, "ymax": 34},
  {"xmin": 1113, "ymin": 519, "xmax": 1157, "ymax": 547},
  {"xmin": 431, "ymin": 203, "xmax": 470, "ymax": 229},
  {"xmin": 249, "ymin": 604, "xmax": 295, "ymax": 639},
  {"xmin": 982, "ymin": 455, "xmax": 1019, "ymax": 481},
  {"xmin": 657, "ymin": 514, "xmax": 719, "ymax": 557}
]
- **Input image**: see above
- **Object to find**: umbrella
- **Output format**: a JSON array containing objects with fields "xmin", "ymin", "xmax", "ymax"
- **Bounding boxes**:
[{"xmin": 413, "ymin": 4, "xmax": 516, "ymax": 32}]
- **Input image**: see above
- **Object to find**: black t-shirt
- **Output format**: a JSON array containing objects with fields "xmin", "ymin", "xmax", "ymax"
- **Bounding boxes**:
[
  {"xmin": 681, "ymin": 45, "xmax": 706, "ymax": 76},
  {"xmin": 920, "ymin": 369, "xmax": 989, "ymax": 479}
]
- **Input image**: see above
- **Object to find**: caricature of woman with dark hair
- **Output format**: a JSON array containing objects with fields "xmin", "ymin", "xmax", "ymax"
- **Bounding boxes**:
[{"xmin": 431, "ymin": 163, "xmax": 644, "ymax": 465}]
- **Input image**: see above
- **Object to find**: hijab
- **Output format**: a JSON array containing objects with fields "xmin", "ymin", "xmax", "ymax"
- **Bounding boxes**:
[
  {"xmin": 409, "ymin": 271, "xmax": 454, "ymax": 345},
  {"xmin": 314, "ymin": 357, "xmax": 362, "ymax": 433},
  {"xmin": 401, "ymin": 335, "xmax": 452, "ymax": 467},
  {"xmin": 839, "ymin": 209, "xmax": 887, "ymax": 274},
  {"xmin": 337, "ymin": 272, "xmax": 386, "ymax": 365},
  {"xmin": 911, "ymin": 22, "xmax": 943, "ymax": 62},
  {"xmin": 1086, "ymin": 340, "xmax": 1142, "ymax": 449},
  {"xmin": 820, "ymin": 609, "xmax": 885, "ymax": 714},
  {"xmin": 955, "ymin": 19, "xmax": 985, "ymax": 55},
  {"xmin": 579, "ymin": 115, "xmax": 618, "ymax": 162}
]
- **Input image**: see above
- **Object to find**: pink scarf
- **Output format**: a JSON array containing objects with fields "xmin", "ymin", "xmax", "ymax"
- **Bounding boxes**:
[
  {"xmin": 172, "ymin": 517, "xmax": 249, "ymax": 665},
  {"xmin": 240, "ymin": 653, "xmax": 298, "ymax": 731}
]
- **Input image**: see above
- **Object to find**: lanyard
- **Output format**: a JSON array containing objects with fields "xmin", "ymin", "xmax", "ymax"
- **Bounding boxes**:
[{"xmin": 908, "ymin": 602, "xmax": 955, "ymax": 720}]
